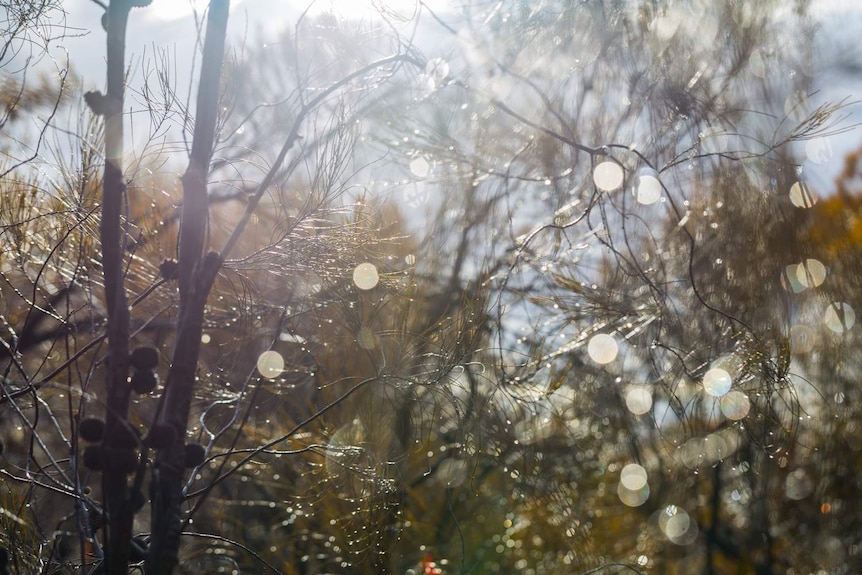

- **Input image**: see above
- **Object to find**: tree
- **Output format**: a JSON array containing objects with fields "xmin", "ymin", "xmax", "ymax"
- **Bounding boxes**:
[{"xmin": 1, "ymin": 1, "xmax": 430, "ymax": 573}]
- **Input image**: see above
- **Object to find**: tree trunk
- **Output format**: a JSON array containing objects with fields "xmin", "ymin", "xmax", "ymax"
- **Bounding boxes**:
[
  {"xmin": 146, "ymin": 2, "xmax": 230, "ymax": 573},
  {"xmin": 98, "ymin": 1, "xmax": 134, "ymax": 572}
]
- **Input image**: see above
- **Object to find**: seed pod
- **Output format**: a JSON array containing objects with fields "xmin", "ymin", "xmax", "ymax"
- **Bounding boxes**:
[
  {"xmin": 144, "ymin": 423, "xmax": 176, "ymax": 449},
  {"xmin": 113, "ymin": 425, "xmax": 141, "ymax": 449},
  {"xmin": 79, "ymin": 417, "xmax": 106, "ymax": 443},
  {"xmin": 104, "ymin": 447, "xmax": 138, "ymax": 475},
  {"xmin": 159, "ymin": 258, "xmax": 178, "ymax": 280},
  {"xmin": 184, "ymin": 443, "xmax": 206, "ymax": 468},
  {"xmin": 82, "ymin": 445, "xmax": 104, "ymax": 471},
  {"xmin": 130, "ymin": 370, "xmax": 158, "ymax": 394},
  {"xmin": 130, "ymin": 346, "xmax": 159, "ymax": 371}
]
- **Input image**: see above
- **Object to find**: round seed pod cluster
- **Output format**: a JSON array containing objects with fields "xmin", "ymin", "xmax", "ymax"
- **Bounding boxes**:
[
  {"xmin": 144, "ymin": 423, "xmax": 176, "ymax": 449},
  {"xmin": 79, "ymin": 418, "xmax": 106, "ymax": 443},
  {"xmin": 184, "ymin": 443, "xmax": 206, "ymax": 468},
  {"xmin": 130, "ymin": 346, "xmax": 159, "ymax": 394},
  {"xmin": 79, "ymin": 419, "xmax": 142, "ymax": 473}
]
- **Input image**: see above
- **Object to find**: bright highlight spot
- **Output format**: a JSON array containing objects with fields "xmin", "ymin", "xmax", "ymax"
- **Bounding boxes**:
[
  {"xmin": 700, "ymin": 127, "xmax": 729, "ymax": 154},
  {"xmin": 720, "ymin": 391, "xmax": 751, "ymax": 420},
  {"xmin": 786, "ymin": 468, "xmax": 813, "ymax": 500},
  {"xmin": 626, "ymin": 387, "xmax": 653, "ymax": 415},
  {"xmin": 635, "ymin": 167, "xmax": 661, "ymax": 204},
  {"xmin": 824, "ymin": 302, "xmax": 855, "ymax": 333},
  {"xmin": 357, "ymin": 326, "xmax": 378, "ymax": 350},
  {"xmin": 790, "ymin": 324, "xmax": 816, "ymax": 354},
  {"xmin": 409, "ymin": 157, "xmax": 430, "ymax": 178},
  {"xmin": 435, "ymin": 458, "xmax": 468, "ymax": 487},
  {"xmin": 618, "ymin": 481, "xmax": 650, "ymax": 507},
  {"xmin": 620, "ymin": 463, "xmax": 648, "ymax": 491},
  {"xmin": 422, "ymin": 58, "xmax": 450, "ymax": 91},
  {"xmin": 201, "ymin": 333, "xmax": 211, "ymax": 344},
  {"xmin": 659, "ymin": 505, "xmax": 698, "ymax": 545},
  {"xmin": 796, "ymin": 258, "xmax": 826, "ymax": 288},
  {"xmin": 257, "ymin": 350, "xmax": 284, "ymax": 379},
  {"xmin": 353, "ymin": 263, "xmax": 380, "ymax": 290},
  {"xmin": 805, "ymin": 137, "xmax": 833, "ymax": 164},
  {"xmin": 789, "ymin": 181, "xmax": 816, "ymax": 208},
  {"xmin": 593, "ymin": 161, "xmax": 624, "ymax": 192},
  {"xmin": 748, "ymin": 48, "xmax": 766, "ymax": 77},
  {"xmin": 703, "ymin": 367, "xmax": 732, "ymax": 397},
  {"xmin": 588, "ymin": 333, "xmax": 618, "ymax": 364}
]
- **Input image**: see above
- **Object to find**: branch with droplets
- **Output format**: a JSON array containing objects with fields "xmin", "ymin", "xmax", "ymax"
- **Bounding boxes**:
[{"xmin": 218, "ymin": 53, "xmax": 423, "ymax": 262}]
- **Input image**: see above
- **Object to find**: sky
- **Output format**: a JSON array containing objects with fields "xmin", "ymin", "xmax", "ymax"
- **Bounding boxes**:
[
  {"xmin": 36, "ymin": 0, "xmax": 862, "ymax": 191},
  {"xmin": 58, "ymin": 0, "xmax": 445, "ymax": 90}
]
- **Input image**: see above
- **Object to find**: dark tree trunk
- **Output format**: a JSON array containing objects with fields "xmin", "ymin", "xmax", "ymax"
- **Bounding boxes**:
[
  {"xmin": 98, "ymin": 2, "xmax": 134, "ymax": 572},
  {"xmin": 146, "ymin": 2, "xmax": 230, "ymax": 573}
]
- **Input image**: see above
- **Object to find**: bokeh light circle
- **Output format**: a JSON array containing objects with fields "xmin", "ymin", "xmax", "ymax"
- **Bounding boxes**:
[
  {"xmin": 790, "ymin": 324, "xmax": 816, "ymax": 354},
  {"xmin": 805, "ymin": 137, "xmax": 833, "ymax": 164},
  {"xmin": 659, "ymin": 505, "xmax": 698, "ymax": 545},
  {"xmin": 618, "ymin": 481, "xmax": 650, "ymax": 507},
  {"xmin": 789, "ymin": 181, "xmax": 816, "ymax": 208},
  {"xmin": 353, "ymin": 263, "xmax": 380, "ymax": 290},
  {"xmin": 824, "ymin": 302, "xmax": 855, "ymax": 333},
  {"xmin": 703, "ymin": 367, "xmax": 732, "ymax": 397},
  {"xmin": 786, "ymin": 468, "xmax": 814, "ymax": 500},
  {"xmin": 593, "ymin": 161, "xmax": 624, "ymax": 192},
  {"xmin": 626, "ymin": 387, "xmax": 653, "ymax": 415},
  {"xmin": 588, "ymin": 333, "xmax": 618, "ymax": 364},
  {"xmin": 635, "ymin": 167, "xmax": 661, "ymax": 204},
  {"xmin": 257, "ymin": 350, "xmax": 284, "ymax": 379},
  {"xmin": 720, "ymin": 390, "xmax": 750, "ymax": 420},
  {"xmin": 796, "ymin": 258, "xmax": 826, "ymax": 288}
]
